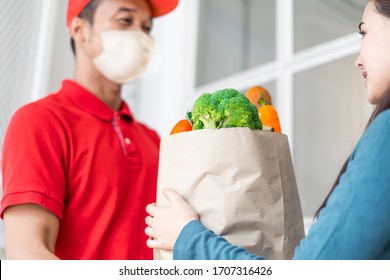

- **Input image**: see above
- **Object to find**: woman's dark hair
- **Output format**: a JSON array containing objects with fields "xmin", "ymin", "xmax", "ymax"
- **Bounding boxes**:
[
  {"xmin": 373, "ymin": 0, "xmax": 390, "ymax": 16},
  {"xmin": 314, "ymin": 0, "xmax": 390, "ymax": 219},
  {"xmin": 70, "ymin": 0, "xmax": 102, "ymax": 55}
]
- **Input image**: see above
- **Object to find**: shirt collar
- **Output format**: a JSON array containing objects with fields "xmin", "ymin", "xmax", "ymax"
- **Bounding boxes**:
[{"xmin": 59, "ymin": 80, "xmax": 134, "ymax": 122}]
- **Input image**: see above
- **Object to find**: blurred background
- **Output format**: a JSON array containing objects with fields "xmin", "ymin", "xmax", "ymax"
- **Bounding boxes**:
[{"xmin": 0, "ymin": 0, "xmax": 371, "ymax": 257}]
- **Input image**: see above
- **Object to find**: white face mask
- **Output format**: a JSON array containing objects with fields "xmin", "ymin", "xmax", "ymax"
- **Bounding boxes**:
[{"xmin": 93, "ymin": 30, "xmax": 155, "ymax": 84}]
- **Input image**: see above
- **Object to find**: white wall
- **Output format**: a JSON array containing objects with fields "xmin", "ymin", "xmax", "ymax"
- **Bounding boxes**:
[
  {"xmin": 135, "ymin": 0, "xmax": 199, "ymax": 136},
  {"xmin": 47, "ymin": 1, "xmax": 74, "ymax": 95},
  {"xmin": 0, "ymin": 0, "xmax": 49, "ymax": 258}
]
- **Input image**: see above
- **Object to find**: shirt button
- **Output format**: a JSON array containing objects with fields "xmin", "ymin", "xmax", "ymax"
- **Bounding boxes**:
[{"xmin": 124, "ymin": 137, "xmax": 131, "ymax": 145}]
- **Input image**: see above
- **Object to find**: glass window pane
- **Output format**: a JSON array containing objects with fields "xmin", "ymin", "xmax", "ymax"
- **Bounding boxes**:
[
  {"xmin": 294, "ymin": 0, "xmax": 366, "ymax": 52},
  {"xmin": 293, "ymin": 55, "xmax": 373, "ymax": 217},
  {"xmin": 197, "ymin": 0, "xmax": 276, "ymax": 86}
]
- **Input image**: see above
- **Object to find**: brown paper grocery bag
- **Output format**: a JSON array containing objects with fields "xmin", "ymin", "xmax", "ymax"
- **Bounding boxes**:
[{"xmin": 154, "ymin": 128, "xmax": 304, "ymax": 260}]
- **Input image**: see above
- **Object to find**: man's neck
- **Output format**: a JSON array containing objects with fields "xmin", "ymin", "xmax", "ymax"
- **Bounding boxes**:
[{"xmin": 74, "ymin": 58, "xmax": 123, "ymax": 112}]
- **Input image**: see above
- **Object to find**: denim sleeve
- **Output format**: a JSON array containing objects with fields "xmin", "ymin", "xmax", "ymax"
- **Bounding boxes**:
[
  {"xmin": 294, "ymin": 111, "xmax": 390, "ymax": 259},
  {"xmin": 173, "ymin": 220, "xmax": 264, "ymax": 260}
]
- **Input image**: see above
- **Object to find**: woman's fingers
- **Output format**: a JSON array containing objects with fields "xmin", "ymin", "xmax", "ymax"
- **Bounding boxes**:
[
  {"xmin": 163, "ymin": 188, "xmax": 199, "ymax": 221},
  {"xmin": 144, "ymin": 190, "xmax": 199, "ymax": 251},
  {"xmin": 145, "ymin": 215, "xmax": 153, "ymax": 227},
  {"xmin": 147, "ymin": 237, "xmax": 172, "ymax": 250},
  {"xmin": 144, "ymin": 226, "xmax": 155, "ymax": 238},
  {"xmin": 146, "ymin": 237, "xmax": 160, "ymax": 249},
  {"xmin": 163, "ymin": 188, "xmax": 184, "ymax": 204},
  {"xmin": 146, "ymin": 203, "xmax": 157, "ymax": 215}
]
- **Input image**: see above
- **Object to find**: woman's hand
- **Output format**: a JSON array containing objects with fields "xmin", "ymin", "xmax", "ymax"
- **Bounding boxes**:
[{"xmin": 145, "ymin": 188, "xmax": 199, "ymax": 250}]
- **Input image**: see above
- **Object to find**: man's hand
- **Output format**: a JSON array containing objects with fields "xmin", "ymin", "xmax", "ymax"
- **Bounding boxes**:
[
  {"xmin": 145, "ymin": 189, "xmax": 199, "ymax": 250},
  {"xmin": 3, "ymin": 204, "xmax": 60, "ymax": 259}
]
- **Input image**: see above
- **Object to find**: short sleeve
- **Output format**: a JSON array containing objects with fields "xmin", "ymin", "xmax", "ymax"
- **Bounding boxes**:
[{"xmin": 1, "ymin": 103, "xmax": 68, "ymax": 219}]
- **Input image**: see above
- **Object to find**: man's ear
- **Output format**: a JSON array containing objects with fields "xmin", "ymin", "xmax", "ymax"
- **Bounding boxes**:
[{"xmin": 69, "ymin": 17, "xmax": 90, "ymax": 44}]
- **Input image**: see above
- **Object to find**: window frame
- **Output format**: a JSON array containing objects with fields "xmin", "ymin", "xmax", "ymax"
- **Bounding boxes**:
[{"xmin": 194, "ymin": 0, "xmax": 361, "ymax": 158}]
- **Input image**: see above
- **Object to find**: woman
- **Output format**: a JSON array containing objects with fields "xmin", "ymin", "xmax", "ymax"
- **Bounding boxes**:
[{"xmin": 145, "ymin": 0, "xmax": 390, "ymax": 260}]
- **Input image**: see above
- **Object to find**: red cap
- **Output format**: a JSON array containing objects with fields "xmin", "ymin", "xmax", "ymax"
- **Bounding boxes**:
[{"xmin": 67, "ymin": 0, "xmax": 179, "ymax": 28}]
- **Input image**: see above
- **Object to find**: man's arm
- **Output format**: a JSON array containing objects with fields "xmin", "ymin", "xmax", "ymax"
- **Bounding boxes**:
[{"xmin": 3, "ymin": 204, "xmax": 60, "ymax": 259}]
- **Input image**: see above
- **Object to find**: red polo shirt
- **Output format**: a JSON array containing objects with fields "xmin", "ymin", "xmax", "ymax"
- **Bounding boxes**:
[{"xmin": 1, "ymin": 80, "xmax": 160, "ymax": 259}]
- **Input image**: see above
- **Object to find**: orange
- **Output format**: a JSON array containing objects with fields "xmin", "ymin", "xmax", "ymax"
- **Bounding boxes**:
[
  {"xmin": 170, "ymin": 119, "xmax": 193, "ymax": 134},
  {"xmin": 258, "ymin": 105, "xmax": 282, "ymax": 133},
  {"xmin": 245, "ymin": 86, "xmax": 272, "ymax": 108}
]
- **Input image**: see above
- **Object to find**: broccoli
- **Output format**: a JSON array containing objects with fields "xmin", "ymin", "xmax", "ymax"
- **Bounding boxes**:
[
  {"xmin": 212, "ymin": 88, "xmax": 242, "ymax": 103},
  {"xmin": 249, "ymin": 103, "xmax": 263, "ymax": 130},
  {"xmin": 191, "ymin": 89, "xmax": 263, "ymax": 130},
  {"xmin": 192, "ymin": 93, "xmax": 224, "ymax": 129}
]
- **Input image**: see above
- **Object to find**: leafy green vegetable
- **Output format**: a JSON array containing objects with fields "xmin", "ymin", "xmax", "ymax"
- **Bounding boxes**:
[{"xmin": 191, "ymin": 88, "xmax": 262, "ymax": 130}]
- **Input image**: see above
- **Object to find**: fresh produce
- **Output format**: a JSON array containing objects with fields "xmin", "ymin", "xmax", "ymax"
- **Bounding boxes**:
[
  {"xmin": 246, "ymin": 86, "xmax": 282, "ymax": 133},
  {"xmin": 258, "ymin": 105, "xmax": 282, "ymax": 133},
  {"xmin": 191, "ymin": 88, "xmax": 262, "ymax": 130},
  {"xmin": 245, "ymin": 86, "xmax": 272, "ymax": 108},
  {"xmin": 170, "ymin": 119, "xmax": 192, "ymax": 134},
  {"xmin": 170, "ymin": 87, "xmax": 285, "ymax": 134}
]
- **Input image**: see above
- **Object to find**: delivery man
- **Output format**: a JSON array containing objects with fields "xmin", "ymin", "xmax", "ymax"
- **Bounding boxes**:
[{"xmin": 0, "ymin": 0, "xmax": 178, "ymax": 260}]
